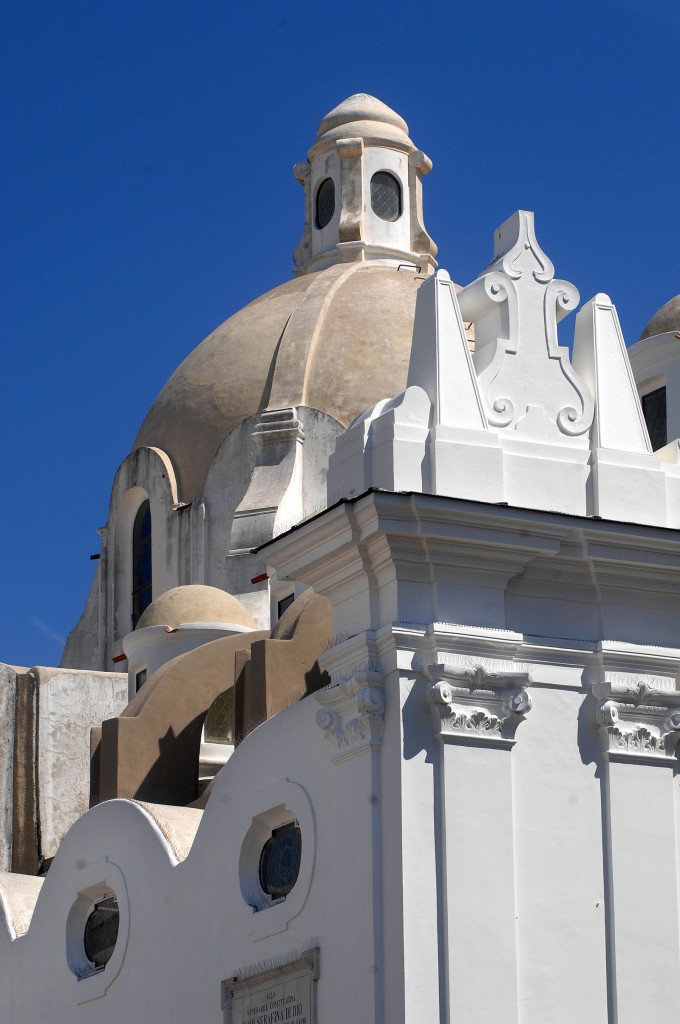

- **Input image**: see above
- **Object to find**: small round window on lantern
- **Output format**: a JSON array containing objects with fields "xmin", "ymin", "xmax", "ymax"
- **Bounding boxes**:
[
  {"xmin": 315, "ymin": 178, "xmax": 335, "ymax": 229},
  {"xmin": 370, "ymin": 171, "xmax": 401, "ymax": 221},
  {"xmin": 83, "ymin": 895, "xmax": 119, "ymax": 971},
  {"xmin": 258, "ymin": 821, "xmax": 302, "ymax": 900}
]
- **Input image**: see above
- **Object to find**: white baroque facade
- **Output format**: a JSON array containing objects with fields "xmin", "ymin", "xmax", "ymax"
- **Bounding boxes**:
[{"xmin": 2, "ymin": 93, "xmax": 680, "ymax": 1023}]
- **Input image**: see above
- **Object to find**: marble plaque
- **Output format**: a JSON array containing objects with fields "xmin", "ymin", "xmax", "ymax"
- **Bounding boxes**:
[{"xmin": 222, "ymin": 949, "xmax": 318, "ymax": 1024}]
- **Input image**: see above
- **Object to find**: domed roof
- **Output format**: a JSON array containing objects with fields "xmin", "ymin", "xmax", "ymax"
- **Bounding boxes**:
[
  {"xmin": 136, "ymin": 585, "xmax": 257, "ymax": 631},
  {"xmin": 134, "ymin": 263, "xmax": 429, "ymax": 500},
  {"xmin": 639, "ymin": 295, "xmax": 680, "ymax": 341},
  {"xmin": 313, "ymin": 93, "xmax": 413, "ymax": 151}
]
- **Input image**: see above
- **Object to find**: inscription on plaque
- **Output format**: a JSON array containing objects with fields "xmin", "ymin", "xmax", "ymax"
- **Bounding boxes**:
[{"xmin": 222, "ymin": 948, "xmax": 318, "ymax": 1024}]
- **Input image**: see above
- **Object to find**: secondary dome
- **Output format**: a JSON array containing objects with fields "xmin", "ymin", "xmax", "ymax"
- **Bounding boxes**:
[
  {"xmin": 134, "ymin": 264, "xmax": 429, "ymax": 500},
  {"xmin": 135, "ymin": 585, "xmax": 257, "ymax": 631},
  {"xmin": 639, "ymin": 295, "xmax": 680, "ymax": 341}
]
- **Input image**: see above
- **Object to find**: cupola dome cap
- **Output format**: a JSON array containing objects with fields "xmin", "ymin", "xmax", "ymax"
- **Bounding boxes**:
[
  {"xmin": 318, "ymin": 93, "xmax": 409, "ymax": 136},
  {"xmin": 312, "ymin": 93, "xmax": 414, "ymax": 152},
  {"xmin": 135, "ymin": 585, "xmax": 257, "ymax": 631},
  {"xmin": 639, "ymin": 295, "xmax": 680, "ymax": 341}
]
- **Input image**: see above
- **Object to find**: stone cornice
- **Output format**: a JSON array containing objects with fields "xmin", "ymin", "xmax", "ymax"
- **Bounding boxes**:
[
  {"xmin": 593, "ymin": 676, "xmax": 680, "ymax": 764},
  {"xmin": 261, "ymin": 491, "xmax": 680, "ymax": 587},
  {"xmin": 314, "ymin": 671, "xmax": 384, "ymax": 764},
  {"xmin": 595, "ymin": 640, "xmax": 680, "ymax": 678}
]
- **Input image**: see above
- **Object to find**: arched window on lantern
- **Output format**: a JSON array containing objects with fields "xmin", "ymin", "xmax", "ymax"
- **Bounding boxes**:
[
  {"xmin": 315, "ymin": 177, "xmax": 335, "ymax": 229},
  {"xmin": 370, "ymin": 171, "xmax": 402, "ymax": 222},
  {"xmin": 132, "ymin": 500, "xmax": 152, "ymax": 627}
]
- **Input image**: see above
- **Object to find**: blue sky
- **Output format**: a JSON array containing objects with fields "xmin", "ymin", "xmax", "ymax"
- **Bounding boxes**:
[{"xmin": 2, "ymin": 0, "xmax": 679, "ymax": 667}]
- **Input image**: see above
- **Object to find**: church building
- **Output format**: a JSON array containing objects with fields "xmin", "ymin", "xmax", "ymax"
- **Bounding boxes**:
[{"xmin": 1, "ymin": 93, "xmax": 680, "ymax": 1023}]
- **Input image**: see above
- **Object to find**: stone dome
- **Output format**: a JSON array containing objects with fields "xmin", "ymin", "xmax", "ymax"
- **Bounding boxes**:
[
  {"xmin": 134, "ymin": 263, "xmax": 430, "ymax": 500},
  {"xmin": 135, "ymin": 585, "xmax": 257, "ymax": 631},
  {"xmin": 312, "ymin": 93, "xmax": 413, "ymax": 152},
  {"xmin": 639, "ymin": 295, "xmax": 680, "ymax": 342}
]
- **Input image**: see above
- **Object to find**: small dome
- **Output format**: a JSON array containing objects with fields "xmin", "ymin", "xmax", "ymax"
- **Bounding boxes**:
[
  {"xmin": 136, "ymin": 585, "xmax": 257, "ymax": 631},
  {"xmin": 312, "ymin": 93, "xmax": 413, "ymax": 153},
  {"xmin": 318, "ymin": 93, "xmax": 409, "ymax": 137},
  {"xmin": 639, "ymin": 295, "xmax": 680, "ymax": 341}
]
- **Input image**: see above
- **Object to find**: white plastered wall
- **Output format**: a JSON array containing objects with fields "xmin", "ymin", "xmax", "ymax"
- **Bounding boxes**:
[
  {"xmin": 0, "ymin": 631, "xmax": 662, "ymax": 1024},
  {"xmin": 0, "ymin": 695, "xmax": 382, "ymax": 1023}
]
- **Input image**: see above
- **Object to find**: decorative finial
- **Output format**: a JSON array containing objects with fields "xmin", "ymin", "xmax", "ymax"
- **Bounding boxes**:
[{"xmin": 458, "ymin": 211, "xmax": 593, "ymax": 441}]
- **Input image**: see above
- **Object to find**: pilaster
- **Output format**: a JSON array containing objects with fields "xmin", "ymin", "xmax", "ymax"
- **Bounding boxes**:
[
  {"xmin": 313, "ymin": 668, "xmax": 387, "ymax": 1022},
  {"xmin": 593, "ymin": 674, "xmax": 680, "ymax": 1023},
  {"xmin": 336, "ymin": 137, "xmax": 364, "ymax": 245},
  {"xmin": 423, "ymin": 656, "xmax": 531, "ymax": 1024}
]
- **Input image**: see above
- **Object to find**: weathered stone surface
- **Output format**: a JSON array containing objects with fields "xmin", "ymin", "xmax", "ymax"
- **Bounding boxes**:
[
  {"xmin": 0, "ymin": 665, "xmax": 16, "ymax": 871},
  {"xmin": 34, "ymin": 667, "xmax": 127, "ymax": 859}
]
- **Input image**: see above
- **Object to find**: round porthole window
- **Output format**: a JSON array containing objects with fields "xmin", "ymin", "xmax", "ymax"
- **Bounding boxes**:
[
  {"xmin": 315, "ymin": 178, "xmax": 335, "ymax": 229},
  {"xmin": 258, "ymin": 821, "xmax": 302, "ymax": 900},
  {"xmin": 83, "ymin": 895, "xmax": 119, "ymax": 971},
  {"xmin": 370, "ymin": 171, "xmax": 401, "ymax": 221}
]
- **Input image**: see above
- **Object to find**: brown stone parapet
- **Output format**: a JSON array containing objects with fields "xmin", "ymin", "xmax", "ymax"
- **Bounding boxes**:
[{"xmin": 96, "ymin": 631, "xmax": 268, "ymax": 807}]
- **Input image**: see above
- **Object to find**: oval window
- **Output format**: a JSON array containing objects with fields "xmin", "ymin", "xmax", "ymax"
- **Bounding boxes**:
[
  {"xmin": 315, "ymin": 178, "xmax": 335, "ymax": 229},
  {"xmin": 370, "ymin": 171, "xmax": 401, "ymax": 221},
  {"xmin": 259, "ymin": 821, "xmax": 301, "ymax": 900},
  {"xmin": 83, "ymin": 895, "xmax": 119, "ymax": 971}
]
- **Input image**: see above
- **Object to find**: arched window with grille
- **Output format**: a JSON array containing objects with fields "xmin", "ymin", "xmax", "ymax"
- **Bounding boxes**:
[
  {"xmin": 132, "ymin": 500, "xmax": 152, "ymax": 627},
  {"xmin": 370, "ymin": 171, "xmax": 402, "ymax": 222},
  {"xmin": 315, "ymin": 177, "xmax": 335, "ymax": 229}
]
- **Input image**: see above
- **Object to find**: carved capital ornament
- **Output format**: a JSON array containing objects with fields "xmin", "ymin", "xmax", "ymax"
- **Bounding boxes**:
[
  {"xmin": 422, "ymin": 660, "xmax": 532, "ymax": 747},
  {"xmin": 593, "ymin": 676, "xmax": 680, "ymax": 764},
  {"xmin": 314, "ymin": 671, "xmax": 384, "ymax": 763}
]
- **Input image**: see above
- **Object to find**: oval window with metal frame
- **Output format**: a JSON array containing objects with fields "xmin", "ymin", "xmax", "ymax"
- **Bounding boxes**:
[
  {"xmin": 315, "ymin": 178, "xmax": 335, "ymax": 229},
  {"xmin": 370, "ymin": 171, "xmax": 401, "ymax": 222},
  {"xmin": 83, "ymin": 894, "xmax": 120, "ymax": 972},
  {"xmin": 258, "ymin": 821, "xmax": 302, "ymax": 900}
]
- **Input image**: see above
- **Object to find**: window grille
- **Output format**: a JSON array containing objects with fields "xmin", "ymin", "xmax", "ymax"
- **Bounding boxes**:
[
  {"xmin": 83, "ymin": 895, "xmax": 119, "ymax": 971},
  {"xmin": 315, "ymin": 178, "xmax": 335, "ymax": 229},
  {"xmin": 370, "ymin": 171, "xmax": 401, "ymax": 221},
  {"xmin": 259, "ymin": 822, "xmax": 301, "ymax": 900},
  {"xmin": 205, "ymin": 688, "xmax": 235, "ymax": 744}
]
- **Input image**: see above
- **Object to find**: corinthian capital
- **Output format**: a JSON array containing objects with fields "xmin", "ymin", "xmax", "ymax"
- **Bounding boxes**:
[
  {"xmin": 314, "ymin": 671, "xmax": 384, "ymax": 764},
  {"xmin": 423, "ymin": 660, "xmax": 532, "ymax": 747},
  {"xmin": 593, "ymin": 676, "xmax": 680, "ymax": 763}
]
